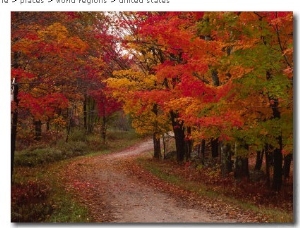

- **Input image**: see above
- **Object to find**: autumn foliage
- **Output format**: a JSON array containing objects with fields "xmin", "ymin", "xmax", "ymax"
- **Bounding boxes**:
[
  {"xmin": 12, "ymin": 12, "xmax": 293, "ymax": 193},
  {"xmin": 106, "ymin": 12, "xmax": 293, "ymax": 191}
]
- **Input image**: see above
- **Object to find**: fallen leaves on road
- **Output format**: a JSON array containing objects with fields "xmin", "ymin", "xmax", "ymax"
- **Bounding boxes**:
[{"xmin": 57, "ymin": 140, "xmax": 291, "ymax": 223}]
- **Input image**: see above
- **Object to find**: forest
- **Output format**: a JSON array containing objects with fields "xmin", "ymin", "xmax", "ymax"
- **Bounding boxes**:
[{"xmin": 11, "ymin": 11, "xmax": 293, "ymax": 223}]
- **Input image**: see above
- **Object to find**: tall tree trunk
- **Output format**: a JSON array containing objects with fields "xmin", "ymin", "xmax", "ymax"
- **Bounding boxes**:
[
  {"xmin": 11, "ymin": 79, "xmax": 19, "ymax": 183},
  {"xmin": 270, "ymin": 98, "xmax": 283, "ymax": 191},
  {"xmin": 65, "ymin": 109, "xmax": 72, "ymax": 143},
  {"xmin": 272, "ymin": 138, "xmax": 283, "ymax": 191},
  {"xmin": 221, "ymin": 143, "xmax": 232, "ymax": 177},
  {"xmin": 86, "ymin": 96, "xmax": 96, "ymax": 134},
  {"xmin": 198, "ymin": 139, "xmax": 206, "ymax": 164},
  {"xmin": 266, "ymin": 71, "xmax": 283, "ymax": 191},
  {"xmin": 46, "ymin": 117, "xmax": 50, "ymax": 131},
  {"xmin": 152, "ymin": 103, "xmax": 161, "ymax": 159},
  {"xmin": 83, "ymin": 93, "xmax": 87, "ymax": 131},
  {"xmin": 153, "ymin": 133, "xmax": 161, "ymax": 159},
  {"xmin": 101, "ymin": 115, "xmax": 107, "ymax": 144},
  {"xmin": 210, "ymin": 68, "xmax": 220, "ymax": 161},
  {"xmin": 283, "ymin": 153, "xmax": 292, "ymax": 180},
  {"xmin": 34, "ymin": 120, "xmax": 42, "ymax": 141},
  {"xmin": 162, "ymin": 134, "xmax": 166, "ymax": 159},
  {"xmin": 170, "ymin": 111, "xmax": 185, "ymax": 162},
  {"xmin": 254, "ymin": 149, "xmax": 264, "ymax": 171},
  {"xmin": 234, "ymin": 156, "xmax": 249, "ymax": 180},
  {"xmin": 265, "ymin": 148, "xmax": 272, "ymax": 188},
  {"xmin": 101, "ymin": 102, "xmax": 107, "ymax": 144},
  {"xmin": 11, "ymin": 44, "xmax": 21, "ymax": 182},
  {"xmin": 211, "ymin": 138, "xmax": 219, "ymax": 158},
  {"xmin": 234, "ymin": 143, "xmax": 249, "ymax": 180},
  {"xmin": 185, "ymin": 127, "xmax": 193, "ymax": 161}
]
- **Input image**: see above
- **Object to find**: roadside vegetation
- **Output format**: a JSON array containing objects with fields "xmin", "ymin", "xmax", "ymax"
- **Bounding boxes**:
[
  {"xmin": 135, "ymin": 155, "xmax": 293, "ymax": 223},
  {"xmin": 11, "ymin": 128, "xmax": 143, "ymax": 222}
]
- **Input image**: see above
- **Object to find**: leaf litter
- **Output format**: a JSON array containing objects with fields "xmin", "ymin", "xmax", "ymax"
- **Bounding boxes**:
[{"xmin": 60, "ymin": 138, "xmax": 278, "ymax": 223}]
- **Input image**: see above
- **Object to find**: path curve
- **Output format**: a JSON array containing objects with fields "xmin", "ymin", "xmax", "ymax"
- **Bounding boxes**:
[{"xmin": 62, "ymin": 139, "xmax": 256, "ymax": 223}]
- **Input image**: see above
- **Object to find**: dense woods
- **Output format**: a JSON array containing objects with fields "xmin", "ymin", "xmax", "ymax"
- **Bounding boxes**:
[{"xmin": 11, "ymin": 11, "xmax": 293, "ymax": 213}]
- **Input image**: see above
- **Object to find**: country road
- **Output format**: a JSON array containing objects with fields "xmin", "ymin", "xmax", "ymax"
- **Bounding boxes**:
[{"xmin": 62, "ymin": 138, "xmax": 259, "ymax": 223}]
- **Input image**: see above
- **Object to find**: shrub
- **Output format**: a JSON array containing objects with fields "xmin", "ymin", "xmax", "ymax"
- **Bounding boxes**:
[
  {"xmin": 68, "ymin": 128, "xmax": 87, "ymax": 142},
  {"xmin": 14, "ymin": 140, "xmax": 91, "ymax": 167},
  {"xmin": 11, "ymin": 180, "xmax": 53, "ymax": 222},
  {"xmin": 14, "ymin": 148, "xmax": 63, "ymax": 167}
]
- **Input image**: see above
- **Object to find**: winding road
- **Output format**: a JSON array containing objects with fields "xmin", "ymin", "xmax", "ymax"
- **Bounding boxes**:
[{"xmin": 62, "ymin": 138, "xmax": 261, "ymax": 223}]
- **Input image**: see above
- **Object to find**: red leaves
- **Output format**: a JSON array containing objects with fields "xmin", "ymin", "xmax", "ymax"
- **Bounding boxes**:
[
  {"xmin": 179, "ymin": 74, "xmax": 211, "ymax": 99},
  {"xmin": 11, "ymin": 68, "xmax": 35, "ymax": 80},
  {"xmin": 65, "ymin": 12, "xmax": 81, "ymax": 20},
  {"xmin": 19, "ymin": 92, "xmax": 68, "ymax": 120}
]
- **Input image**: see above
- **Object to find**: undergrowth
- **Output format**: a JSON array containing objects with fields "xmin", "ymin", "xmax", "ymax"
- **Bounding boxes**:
[
  {"xmin": 11, "ymin": 129, "xmax": 142, "ymax": 223},
  {"xmin": 136, "ymin": 157, "xmax": 293, "ymax": 223}
]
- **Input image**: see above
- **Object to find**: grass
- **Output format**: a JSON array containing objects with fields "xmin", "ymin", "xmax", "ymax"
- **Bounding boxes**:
[
  {"xmin": 14, "ymin": 129, "xmax": 141, "ymax": 167},
  {"xmin": 136, "ymin": 157, "xmax": 293, "ymax": 223},
  {"xmin": 12, "ymin": 129, "xmax": 143, "ymax": 223},
  {"xmin": 12, "ymin": 163, "xmax": 92, "ymax": 223},
  {"xmin": 45, "ymin": 161, "xmax": 92, "ymax": 222}
]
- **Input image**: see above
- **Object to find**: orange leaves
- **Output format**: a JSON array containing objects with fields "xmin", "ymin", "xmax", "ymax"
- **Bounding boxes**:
[
  {"xmin": 283, "ymin": 66, "xmax": 293, "ymax": 79},
  {"xmin": 227, "ymin": 65, "xmax": 253, "ymax": 80}
]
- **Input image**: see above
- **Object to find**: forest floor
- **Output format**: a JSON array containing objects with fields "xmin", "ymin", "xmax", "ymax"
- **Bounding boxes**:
[{"xmin": 60, "ymin": 138, "xmax": 292, "ymax": 223}]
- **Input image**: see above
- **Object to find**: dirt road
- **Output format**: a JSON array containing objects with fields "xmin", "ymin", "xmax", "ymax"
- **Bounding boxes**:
[{"xmin": 62, "ymin": 139, "xmax": 256, "ymax": 223}]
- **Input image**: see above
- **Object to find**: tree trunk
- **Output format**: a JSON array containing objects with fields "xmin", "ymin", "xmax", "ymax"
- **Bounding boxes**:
[
  {"xmin": 34, "ymin": 120, "xmax": 42, "ymax": 141},
  {"xmin": 101, "ymin": 116, "xmax": 107, "ymax": 144},
  {"xmin": 65, "ymin": 120, "xmax": 71, "ymax": 143},
  {"xmin": 85, "ymin": 96, "xmax": 96, "ymax": 134},
  {"xmin": 162, "ymin": 134, "xmax": 167, "ymax": 159},
  {"xmin": 153, "ymin": 133, "xmax": 161, "ymax": 159},
  {"xmin": 11, "ymin": 79, "xmax": 19, "ymax": 183},
  {"xmin": 83, "ymin": 93, "xmax": 87, "ymax": 130},
  {"xmin": 267, "ymin": 71, "xmax": 284, "ymax": 191},
  {"xmin": 151, "ymin": 103, "xmax": 162, "ymax": 159},
  {"xmin": 270, "ymin": 97, "xmax": 283, "ymax": 192},
  {"xmin": 234, "ymin": 156, "xmax": 249, "ymax": 180},
  {"xmin": 254, "ymin": 149, "xmax": 264, "ymax": 171},
  {"xmin": 272, "ymin": 142, "xmax": 283, "ymax": 191},
  {"xmin": 283, "ymin": 153, "xmax": 292, "ymax": 180},
  {"xmin": 198, "ymin": 139, "xmax": 205, "ymax": 164},
  {"xmin": 211, "ymin": 69, "xmax": 220, "ymax": 86},
  {"xmin": 170, "ymin": 111, "xmax": 185, "ymax": 163},
  {"xmin": 211, "ymin": 138, "xmax": 219, "ymax": 158},
  {"xmin": 185, "ymin": 127, "xmax": 192, "ymax": 161},
  {"xmin": 174, "ymin": 126, "xmax": 185, "ymax": 162},
  {"xmin": 101, "ymin": 102, "xmax": 107, "ymax": 144},
  {"xmin": 265, "ymin": 147, "xmax": 273, "ymax": 188},
  {"xmin": 221, "ymin": 143, "xmax": 232, "ymax": 177},
  {"xmin": 46, "ymin": 117, "xmax": 50, "ymax": 131}
]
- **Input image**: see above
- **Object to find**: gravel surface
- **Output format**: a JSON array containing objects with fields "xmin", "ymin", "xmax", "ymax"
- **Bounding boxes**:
[{"xmin": 63, "ymin": 139, "xmax": 246, "ymax": 223}]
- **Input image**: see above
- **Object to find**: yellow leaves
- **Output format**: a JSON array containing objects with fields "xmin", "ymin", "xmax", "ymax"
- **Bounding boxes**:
[
  {"xmin": 63, "ymin": 36, "xmax": 88, "ymax": 53},
  {"xmin": 110, "ymin": 70, "xmax": 157, "ymax": 92},
  {"xmin": 91, "ymin": 55, "xmax": 105, "ymax": 67},
  {"xmin": 106, "ymin": 77, "xmax": 135, "ymax": 94},
  {"xmin": 52, "ymin": 115, "xmax": 67, "ymax": 128},
  {"xmin": 38, "ymin": 23, "xmax": 69, "ymax": 42}
]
